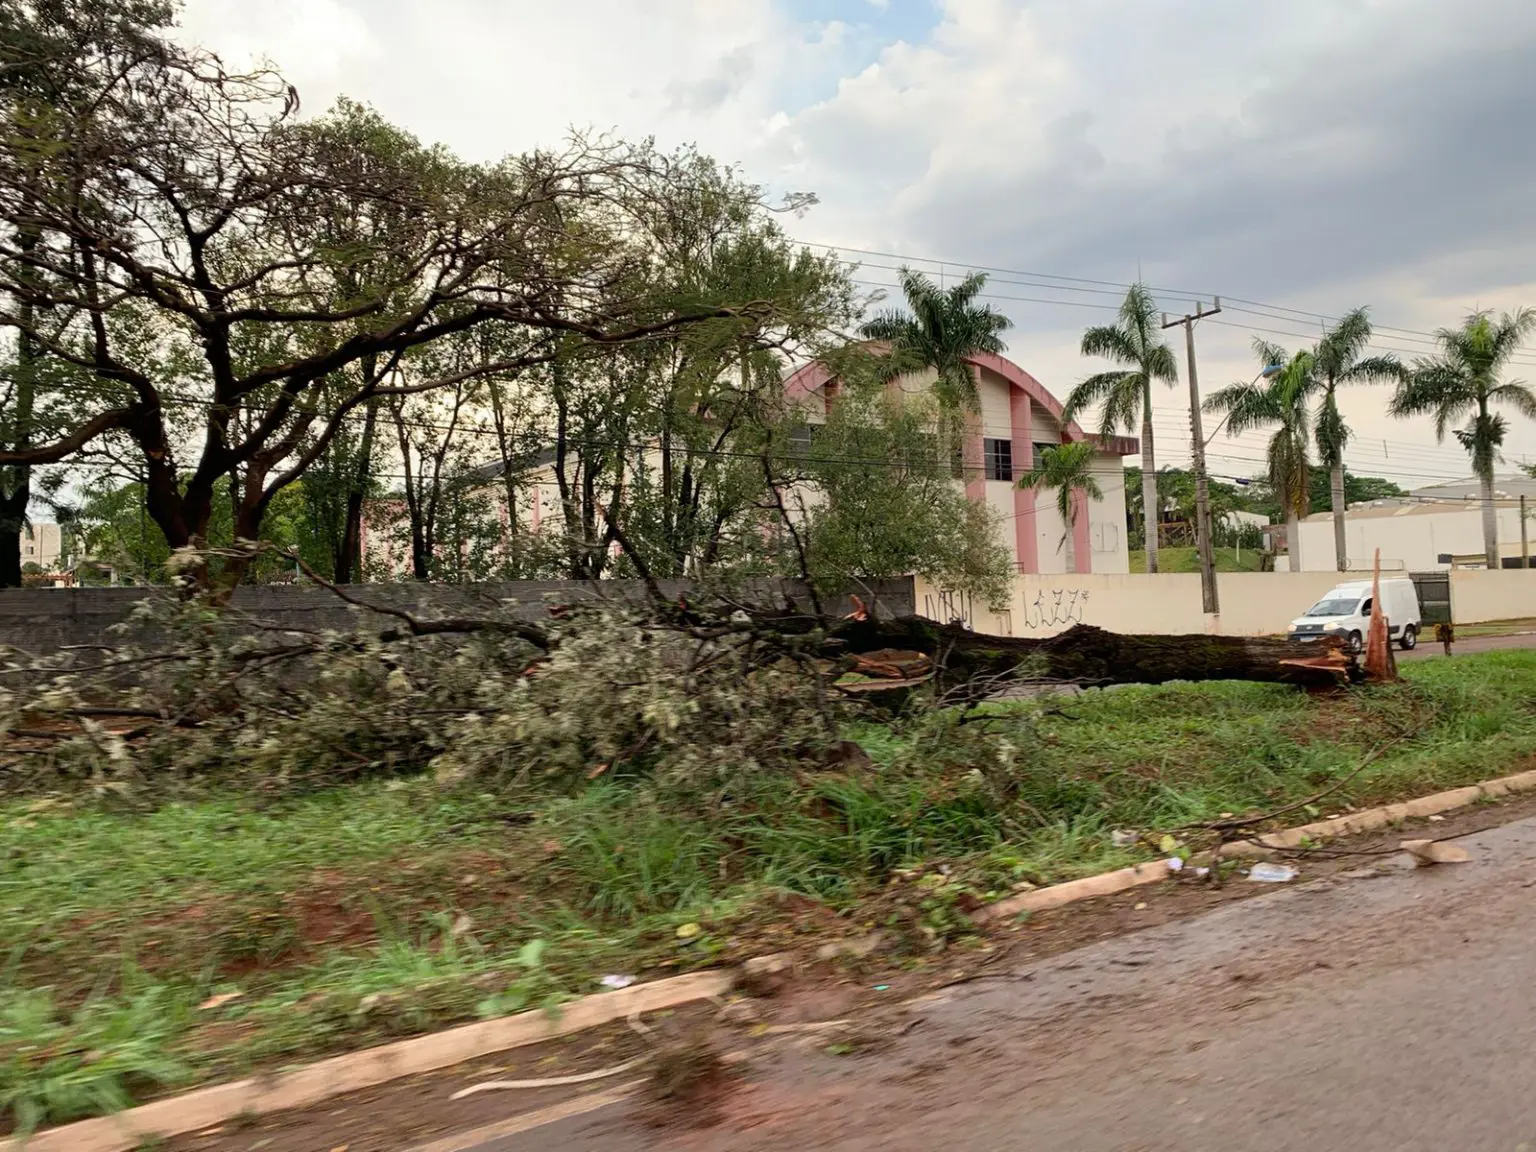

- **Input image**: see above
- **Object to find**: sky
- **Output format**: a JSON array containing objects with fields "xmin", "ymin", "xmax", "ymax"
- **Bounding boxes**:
[{"xmin": 176, "ymin": 0, "xmax": 1536, "ymax": 490}]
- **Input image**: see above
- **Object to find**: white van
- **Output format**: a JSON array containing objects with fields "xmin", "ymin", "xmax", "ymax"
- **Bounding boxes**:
[{"xmin": 1287, "ymin": 579, "xmax": 1422, "ymax": 653}]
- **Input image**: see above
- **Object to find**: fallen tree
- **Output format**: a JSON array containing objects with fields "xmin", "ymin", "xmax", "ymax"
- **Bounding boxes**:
[{"xmin": 822, "ymin": 617, "xmax": 1357, "ymax": 692}]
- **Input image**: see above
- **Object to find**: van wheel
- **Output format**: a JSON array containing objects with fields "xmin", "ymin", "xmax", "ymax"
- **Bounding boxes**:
[
  {"xmin": 1400, "ymin": 625, "xmax": 1418, "ymax": 651},
  {"xmin": 1347, "ymin": 630, "xmax": 1363, "ymax": 654}
]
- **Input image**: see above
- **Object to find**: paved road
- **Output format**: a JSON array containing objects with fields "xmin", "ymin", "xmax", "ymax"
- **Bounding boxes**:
[
  {"xmin": 474, "ymin": 813, "xmax": 1536, "ymax": 1151},
  {"xmin": 1401, "ymin": 630, "xmax": 1536, "ymax": 659}
]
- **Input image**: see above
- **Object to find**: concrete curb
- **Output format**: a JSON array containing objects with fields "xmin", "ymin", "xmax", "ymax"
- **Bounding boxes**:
[
  {"xmin": 977, "ymin": 766, "xmax": 1536, "ymax": 923},
  {"xmin": 1, "ymin": 969, "xmax": 732, "ymax": 1152}
]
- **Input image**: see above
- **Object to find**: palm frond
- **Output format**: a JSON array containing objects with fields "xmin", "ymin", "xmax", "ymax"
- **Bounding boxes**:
[
  {"xmin": 1204, "ymin": 380, "xmax": 1276, "ymax": 436},
  {"xmin": 1490, "ymin": 381, "xmax": 1536, "ymax": 419},
  {"xmin": 1252, "ymin": 338, "xmax": 1290, "ymax": 374},
  {"xmin": 1144, "ymin": 342, "xmax": 1179, "ymax": 384},
  {"xmin": 1062, "ymin": 370, "xmax": 1138, "ymax": 435},
  {"xmin": 1314, "ymin": 307, "xmax": 1373, "ymax": 378},
  {"xmin": 1079, "ymin": 324, "xmax": 1139, "ymax": 365},
  {"xmin": 1341, "ymin": 354, "xmax": 1404, "ymax": 385}
]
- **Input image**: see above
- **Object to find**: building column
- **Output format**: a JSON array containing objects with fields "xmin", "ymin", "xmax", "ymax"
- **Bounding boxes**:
[
  {"xmin": 1009, "ymin": 383, "xmax": 1038, "ymax": 573},
  {"xmin": 1072, "ymin": 485, "xmax": 1092, "ymax": 573},
  {"xmin": 963, "ymin": 364, "xmax": 986, "ymax": 506}
]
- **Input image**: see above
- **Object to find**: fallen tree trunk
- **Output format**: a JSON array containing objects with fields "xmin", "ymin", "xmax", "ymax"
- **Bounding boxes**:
[{"xmin": 822, "ymin": 619, "xmax": 1356, "ymax": 691}]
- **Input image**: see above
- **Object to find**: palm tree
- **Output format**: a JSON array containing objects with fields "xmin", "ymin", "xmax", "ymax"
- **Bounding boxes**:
[
  {"xmin": 860, "ymin": 267, "xmax": 1012, "ymax": 414},
  {"xmin": 1017, "ymin": 440, "xmax": 1103, "ymax": 573},
  {"xmin": 1060, "ymin": 283, "xmax": 1178, "ymax": 574},
  {"xmin": 1205, "ymin": 340, "xmax": 1316, "ymax": 571},
  {"xmin": 1390, "ymin": 309, "xmax": 1536, "ymax": 568},
  {"xmin": 1312, "ymin": 309, "xmax": 1402, "ymax": 571}
]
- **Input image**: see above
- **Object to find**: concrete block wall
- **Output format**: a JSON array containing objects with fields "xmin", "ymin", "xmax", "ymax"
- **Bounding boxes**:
[{"xmin": 0, "ymin": 579, "xmax": 916, "ymax": 657}]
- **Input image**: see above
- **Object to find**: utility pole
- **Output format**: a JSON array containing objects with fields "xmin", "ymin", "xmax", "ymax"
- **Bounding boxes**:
[
  {"xmin": 1522, "ymin": 493, "xmax": 1530, "ymax": 569},
  {"xmin": 1164, "ymin": 299, "xmax": 1223, "ymax": 618}
]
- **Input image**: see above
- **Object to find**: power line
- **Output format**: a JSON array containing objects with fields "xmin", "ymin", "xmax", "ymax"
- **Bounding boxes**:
[{"xmin": 812, "ymin": 239, "xmax": 1536, "ymax": 367}]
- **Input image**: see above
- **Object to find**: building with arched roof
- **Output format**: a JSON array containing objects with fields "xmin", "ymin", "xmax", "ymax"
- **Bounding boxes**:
[{"xmin": 783, "ymin": 349, "xmax": 1138, "ymax": 574}]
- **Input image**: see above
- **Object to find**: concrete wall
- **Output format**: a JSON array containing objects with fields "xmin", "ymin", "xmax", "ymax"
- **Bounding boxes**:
[
  {"xmin": 1449, "ymin": 570, "xmax": 1536, "ymax": 624},
  {"xmin": 917, "ymin": 570, "xmax": 1362, "ymax": 638},
  {"xmin": 919, "ymin": 567, "xmax": 1536, "ymax": 636},
  {"xmin": 1293, "ymin": 505, "xmax": 1534, "ymax": 572},
  {"xmin": 0, "ymin": 578, "xmax": 916, "ymax": 656}
]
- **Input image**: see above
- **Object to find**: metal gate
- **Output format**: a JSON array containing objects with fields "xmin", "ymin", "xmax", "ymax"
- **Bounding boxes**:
[{"xmin": 1410, "ymin": 572, "xmax": 1452, "ymax": 624}]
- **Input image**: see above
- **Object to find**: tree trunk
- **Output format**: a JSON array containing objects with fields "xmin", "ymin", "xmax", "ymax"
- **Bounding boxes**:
[
  {"xmin": 1331, "ymin": 460, "xmax": 1348, "ymax": 572},
  {"xmin": 825, "ymin": 618, "xmax": 1353, "ymax": 690},
  {"xmin": 1141, "ymin": 408, "xmax": 1158, "ymax": 574},
  {"xmin": 1481, "ymin": 470, "xmax": 1500, "ymax": 569},
  {"xmin": 0, "ymin": 228, "xmax": 38, "ymax": 588},
  {"xmin": 336, "ymin": 396, "xmax": 379, "ymax": 585}
]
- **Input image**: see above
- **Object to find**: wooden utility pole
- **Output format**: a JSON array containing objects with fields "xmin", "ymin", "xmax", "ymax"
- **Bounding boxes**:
[{"xmin": 1164, "ymin": 299, "xmax": 1223, "ymax": 617}]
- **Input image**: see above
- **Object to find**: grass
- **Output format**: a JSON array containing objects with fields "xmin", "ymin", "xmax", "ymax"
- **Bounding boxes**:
[
  {"xmin": 4, "ymin": 651, "xmax": 1536, "ymax": 1131},
  {"xmin": 1128, "ymin": 546, "xmax": 1266, "ymax": 573}
]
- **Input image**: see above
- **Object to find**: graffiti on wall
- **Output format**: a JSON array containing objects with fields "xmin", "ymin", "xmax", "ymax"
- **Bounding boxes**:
[
  {"xmin": 924, "ymin": 588, "xmax": 975, "ymax": 629},
  {"xmin": 1021, "ymin": 587, "xmax": 1090, "ymax": 629}
]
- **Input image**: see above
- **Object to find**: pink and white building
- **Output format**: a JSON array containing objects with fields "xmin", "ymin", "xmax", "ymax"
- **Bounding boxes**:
[{"xmin": 783, "ymin": 349, "xmax": 1138, "ymax": 574}]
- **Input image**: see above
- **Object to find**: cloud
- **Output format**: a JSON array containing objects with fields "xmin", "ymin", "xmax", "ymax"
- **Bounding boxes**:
[{"xmin": 665, "ymin": 47, "xmax": 757, "ymax": 114}]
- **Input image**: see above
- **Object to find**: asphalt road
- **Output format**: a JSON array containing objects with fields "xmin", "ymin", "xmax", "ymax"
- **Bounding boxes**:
[
  {"xmin": 1401, "ymin": 630, "xmax": 1536, "ymax": 658},
  {"xmin": 472, "ymin": 812, "xmax": 1536, "ymax": 1152}
]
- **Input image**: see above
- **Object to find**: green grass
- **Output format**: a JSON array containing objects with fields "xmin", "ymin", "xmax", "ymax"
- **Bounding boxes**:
[
  {"xmin": 4, "ymin": 651, "xmax": 1536, "ymax": 1131},
  {"xmin": 1128, "ymin": 546, "xmax": 1265, "ymax": 573}
]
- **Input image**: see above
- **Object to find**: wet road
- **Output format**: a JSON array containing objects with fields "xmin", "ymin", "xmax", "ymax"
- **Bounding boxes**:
[{"xmin": 466, "ymin": 812, "xmax": 1536, "ymax": 1152}]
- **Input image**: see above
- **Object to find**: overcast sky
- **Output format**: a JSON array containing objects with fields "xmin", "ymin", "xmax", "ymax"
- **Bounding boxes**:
[{"xmin": 178, "ymin": 0, "xmax": 1536, "ymax": 489}]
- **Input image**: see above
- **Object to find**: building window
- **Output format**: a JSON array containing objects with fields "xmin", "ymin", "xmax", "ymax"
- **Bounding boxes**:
[
  {"xmin": 787, "ymin": 423, "xmax": 818, "ymax": 456},
  {"xmin": 983, "ymin": 438, "xmax": 1013, "ymax": 481},
  {"xmin": 1032, "ymin": 442, "xmax": 1058, "ymax": 468}
]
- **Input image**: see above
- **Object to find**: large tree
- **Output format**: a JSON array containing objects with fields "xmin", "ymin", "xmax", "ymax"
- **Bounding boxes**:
[
  {"xmin": 0, "ymin": 0, "xmax": 174, "ymax": 586},
  {"xmin": 1060, "ymin": 283, "xmax": 1178, "ymax": 574},
  {"xmin": 1206, "ymin": 341, "xmax": 1316, "ymax": 572},
  {"xmin": 0, "ymin": 18, "xmax": 749, "ymax": 590},
  {"xmin": 1390, "ymin": 308, "xmax": 1536, "ymax": 568},
  {"xmin": 1311, "ymin": 308, "xmax": 1401, "ymax": 571}
]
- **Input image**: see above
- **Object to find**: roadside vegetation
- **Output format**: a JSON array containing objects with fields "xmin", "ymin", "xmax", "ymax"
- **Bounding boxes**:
[
  {"xmin": 1127, "ymin": 546, "xmax": 1265, "ymax": 574},
  {"xmin": 3, "ymin": 636, "xmax": 1534, "ymax": 1134}
]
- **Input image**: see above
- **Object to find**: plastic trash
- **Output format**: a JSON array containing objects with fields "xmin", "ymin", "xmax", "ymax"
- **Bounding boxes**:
[
  {"xmin": 600, "ymin": 974, "xmax": 636, "ymax": 989},
  {"xmin": 1166, "ymin": 857, "xmax": 1184, "ymax": 872},
  {"xmin": 1111, "ymin": 829, "xmax": 1139, "ymax": 848},
  {"xmin": 1247, "ymin": 862, "xmax": 1298, "ymax": 883}
]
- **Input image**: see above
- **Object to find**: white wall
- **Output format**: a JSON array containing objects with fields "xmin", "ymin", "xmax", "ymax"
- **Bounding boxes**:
[
  {"xmin": 917, "ymin": 570, "xmax": 1359, "ymax": 638},
  {"xmin": 1088, "ymin": 456, "xmax": 1130, "ymax": 574},
  {"xmin": 1294, "ymin": 505, "xmax": 1534, "ymax": 571},
  {"xmin": 1451, "ymin": 570, "xmax": 1536, "ymax": 623}
]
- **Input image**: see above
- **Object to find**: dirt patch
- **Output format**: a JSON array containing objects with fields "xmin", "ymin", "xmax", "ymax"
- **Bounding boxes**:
[{"xmin": 639, "ymin": 1031, "xmax": 741, "ymax": 1130}]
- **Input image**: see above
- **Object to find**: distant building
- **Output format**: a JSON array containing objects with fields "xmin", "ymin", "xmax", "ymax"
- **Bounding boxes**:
[
  {"xmin": 20, "ymin": 522, "xmax": 62, "ymax": 570},
  {"xmin": 783, "ymin": 349, "xmax": 1139, "ymax": 574},
  {"xmin": 1289, "ymin": 473, "xmax": 1536, "ymax": 571}
]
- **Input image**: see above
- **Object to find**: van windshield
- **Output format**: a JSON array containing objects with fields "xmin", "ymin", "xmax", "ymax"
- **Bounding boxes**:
[{"xmin": 1305, "ymin": 597, "xmax": 1362, "ymax": 617}]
